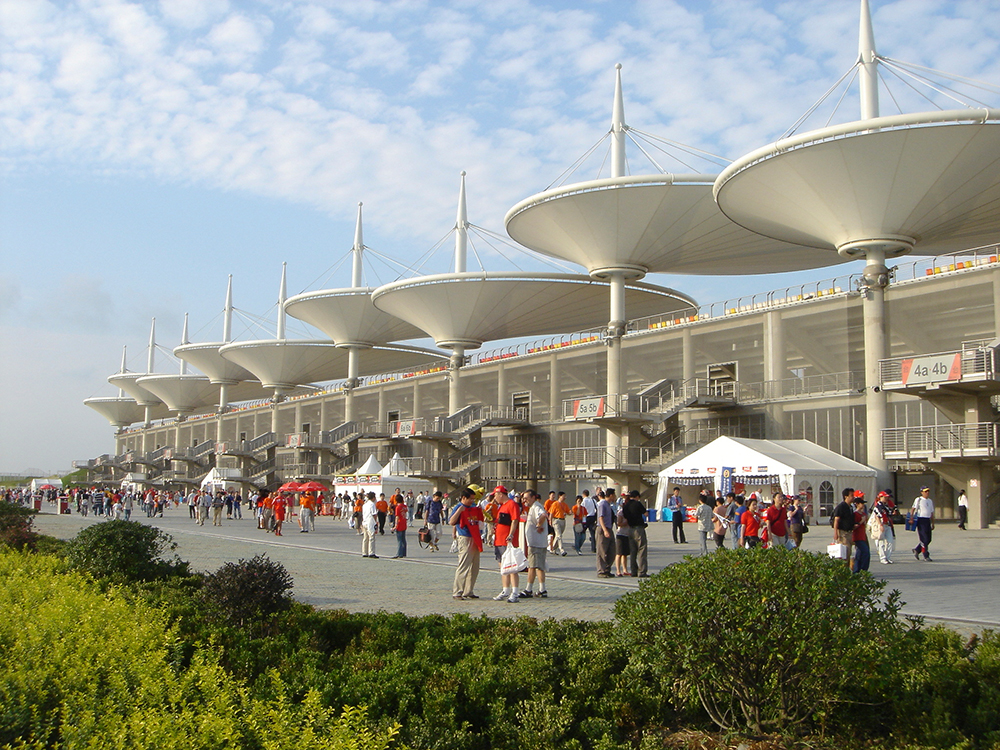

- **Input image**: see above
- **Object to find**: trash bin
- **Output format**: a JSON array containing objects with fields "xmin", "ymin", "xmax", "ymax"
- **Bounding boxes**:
[
  {"xmin": 59, "ymin": 499, "xmax": 69, "ymax": 514},
  {"xmin": 646, "ymin": 508, "xmax": 657, "ymax": 523},
  {"xmin": 32, "ymin": 499, "xmax": 42, "ymax": 512},
  {"xmin": 661, "ymin": 507, "xmax": 671, "ymax": 522}
]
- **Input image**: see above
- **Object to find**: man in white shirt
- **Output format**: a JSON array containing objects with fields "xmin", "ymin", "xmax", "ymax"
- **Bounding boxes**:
[
  {"xmin": 911, "ymin": 486, "xmax": 936, "ymax": 561},
  {"xmin": 957, "ymin": 489, "xmax": 969, "ymax": 530},
  {"xmin": 581, "ymin": 490, "xmax": 598, "ymax": 552},
  {"xmin": 361, "ymin": 492, "xmax": 379, "ymax": 558},
  {"xmin": 519, "ymin": 490, "xmax": 549, "ymax": 598}
]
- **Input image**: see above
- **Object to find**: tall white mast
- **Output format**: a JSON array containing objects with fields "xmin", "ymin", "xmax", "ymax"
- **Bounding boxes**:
[
  {"xmin": 276, "ymin": 262, "xmax": 287, "ymax": 341},
  {"xmin": 352, "ymin": 202, "xmax": 364, "ymax": 288},
  {"xmin": 611, "ymin": 63, "xmax": 626, "ymax": 178},
  {"xmin": 179, "ymin": 314, "xmax": 189, "ymax": 375},
  {"xmin": 859, "ymin": 0, "xmax": 879, "ymax": 120}
]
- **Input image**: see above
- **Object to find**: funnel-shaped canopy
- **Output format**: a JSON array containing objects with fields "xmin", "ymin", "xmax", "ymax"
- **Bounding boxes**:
[
  {"xmin": 714, "ymin": 112, "xmax": 1000, "ymax": 257},
  {"xmin": 506, "ymin": 175, "xmax": 837, "ymax": 277},
  {"xmin": 372, "ymin": 272, "xmax": 694, "ymax": 349},
  {"xmin": 135, "ymin": 374, "xmax": 221, "ymax": 415},
  {"xmin": 174, "ymin": 342, "xmax": 257, "ymax": 384},
  {"xmin": 108, "ymin": 372, "xmax": 166, "ymax": 407},
  {"xmin": 284, "ymin": 288, "xmax": 425, "ymax": 346},
  {"xmin": 218, "ymin": 339, "xmax": 446, "ymax": 390},
  {"xmin": 84, "ymin": 396, "xmax": 147, "ymax": 428}
]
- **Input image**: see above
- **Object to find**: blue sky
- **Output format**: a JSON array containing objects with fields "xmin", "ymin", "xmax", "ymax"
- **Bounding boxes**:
[{"xmin": 2, "ymin": 0, "xmax": 999, "ymax": 474}]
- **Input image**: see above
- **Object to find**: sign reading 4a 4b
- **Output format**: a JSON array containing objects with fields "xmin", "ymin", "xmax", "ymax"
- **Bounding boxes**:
[{"xmin": 900, "ymin": 353, "xmax": 961, "ymax": 386}]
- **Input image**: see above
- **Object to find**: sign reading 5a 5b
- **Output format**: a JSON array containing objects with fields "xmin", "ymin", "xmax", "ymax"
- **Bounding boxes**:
[
  {"xmin": 572, "ymin": 397, "xmax": 606, "ymax": 418},
  {"xmin": 901, "ymin": 353, "xmax": 961, "ymax": 386}
]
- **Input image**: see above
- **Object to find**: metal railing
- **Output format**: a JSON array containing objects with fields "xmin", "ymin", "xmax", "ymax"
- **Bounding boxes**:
[
  {"xmin": 882, "ymin": 422, "xmax": 998, "ymax": 460},
  {"xmin": 737, "ymin": 371, "xmax": 864, "ymax": 403},
  {"xmin": 562, "ymin": 425, "xmax": 732, "ymax": 472},
  {"xmin": 640, "ymin": 378, "xmax": 738, "ymax": 413},
  {"xmin": 246, "ymin": 432, "xmax": 277, "ymax": 453}
]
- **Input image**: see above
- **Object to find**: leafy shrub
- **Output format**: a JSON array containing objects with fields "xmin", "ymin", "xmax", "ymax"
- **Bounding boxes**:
[
  {"xmin": 893, "ymin": 626, "xmax": 1000, "ymax": 748},
  {"xmin": 200, "ymin": 553, "xmax": 294, "ymax": 631},
  {"xmin": 0, "ymin": 550, "xmax": 402, "ymax": 750},
  {"xmin": 614, "ymin": 548, "xmax": 905, "ymax": 735},
  {"xmin": 0, "ymin": 502, "xmax": 39, "ymax": 551},
  {"xmin": 66, "ymin": 519, "xmax": 186, "ymax": 581}
]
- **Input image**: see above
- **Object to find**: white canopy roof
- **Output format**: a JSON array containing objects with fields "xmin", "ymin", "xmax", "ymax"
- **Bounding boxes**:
[
  {"xmin": 136, "ymin": 374, "xmax": 220, "ymax": 415},
  {"xmin": 371, "ymin": 271, "xmax": 694, "ymax": 349},
  {"xmin": 284, "ymin": 288, "xmax": 425, "ymax": 347},
  {"xmin": 107, "ymin": 372, "xmax": 165, "ymax": 408},
  {"xmin": 218, "ymin": 340, "xmax": 446, "ymax": 390},
  {"xmin": 655, "ymin": 436, "xmax": 876, "ymax": 513},
  {"xmin": 715, "ymin": 112, "xmax": 1000, "ymax": 258},
  {"xmin": 84, "ymin": 396, "xmax": 147, "ymax": 427},
  {"xmin": 173, "ymin": 341, "xmax": 257, "ymax": 384},
  {"xmin": 505, "ymin": 175, "xmax": 839, "ymax": 277}
]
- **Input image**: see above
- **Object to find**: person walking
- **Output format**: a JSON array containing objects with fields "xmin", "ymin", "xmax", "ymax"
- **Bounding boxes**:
[
  {"xmin": 788, "ymin": 495, "xmax": 806, "ymax": 548},
  {"xmin": 739, "ymin": 497, "xmax": 761, "ymax": 549},
  {"xmin": 831, "ymin": 488, "xmax": 856, "ymax": 567},
  {"xmin": 361, "ymin": 492, "xmax": 379, "ymax": 558},
  {"xmin": 911, "ymin": 486, "xmax": 936, "ymax": 561},
  {"xmin": 571, "ymin": 495, "xmax": 587, "ymax": 555},
  {"xmin": 871, "ymin": 491, "xmax": 896, "ymax": 564},
  {"xmin": 548, "ymin": 491, "xmax": 570, "ymax": 556},
  {"xmin": 425, "ymin": 490, "xmax": 444, "ymax": 551},
  {"xmin": 764, "ymin": 492, "xmax": 789, "ymax": 549},
  {"xmin": 666, "ymin": 487, "xmax": 686, "ymax": 544},
  {"xmin": 957, "ymin": 489, "xmax": 969, "ymax": 530},
  {"xmin": 271, "ymin": 493, "xmax": 287, "ymax": 536},
  {"xmin": 391, "ymin": 494, "xmax": 408, "ymax": 558},
  {"xmin": 492, "ymin": 489, "xmax": 523, "ymax": 603},
  {"xmin": 582, "ymin": 490, "xmax": 598, "ymax": 552},
  {"xmin": 852, "ymin": 491, "xmax": 870, "ymax": 573},
  {"xmin": 519, "ymin": 491, "xmax": 549, "ymax": 598},
  {"xmin": 711, "ymin": 495, "xmax": 729, "ymax": 549}
]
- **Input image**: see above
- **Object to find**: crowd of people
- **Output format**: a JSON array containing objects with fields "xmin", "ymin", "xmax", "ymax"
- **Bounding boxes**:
[{"xmin": 3, "ymin": 478, "xmax": 944, "ymax": 595}]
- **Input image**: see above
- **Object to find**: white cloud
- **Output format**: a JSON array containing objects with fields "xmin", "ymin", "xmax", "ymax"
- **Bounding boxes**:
[
  {"xmin": 158, "ymin": 0, "xmax": 229, "ymax": 30},
  {"xmin": 205, "ymin": 13, "xmax": 272, "ymax": 67}
]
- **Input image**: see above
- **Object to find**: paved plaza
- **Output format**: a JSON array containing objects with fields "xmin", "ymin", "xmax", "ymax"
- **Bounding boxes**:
[{"xmin": 33, "ymin": 507, "xmax": 1000, "ymax": 631}]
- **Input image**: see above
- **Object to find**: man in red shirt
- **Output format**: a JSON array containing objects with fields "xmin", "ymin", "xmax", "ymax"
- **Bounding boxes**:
[
  {"xmin": 764, "ymin": 492, "xmax": 788, "ymax": 549},
  {"xmin": 449, "ymin": 486, "xmax": 485, "ymax": 599},
  {"xmin": 492, "ymin": 493, "xmax": 523, "ymax": 604}
]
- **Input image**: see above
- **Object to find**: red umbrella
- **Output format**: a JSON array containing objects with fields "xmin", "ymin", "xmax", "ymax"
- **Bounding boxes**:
[
  {"xmin": 278, "ymin": 481, "xmax": 302, "ymax": 493},
  {"xmin": 298, "ymin": 481, "xmax": 327, "ymax": 493},
  {"xmin": 39, "ymin": 484, "xmax": 56, "ymax": 491}
]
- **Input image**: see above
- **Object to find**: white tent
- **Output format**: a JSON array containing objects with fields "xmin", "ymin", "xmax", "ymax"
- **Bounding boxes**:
[
  {"xmin": 656, "ymin": 437, "xmax": 877, "ymax": 520},
  {"xmin": 333, "ymin": 454, "xmax": 434, "ymax": 498},
  {"xmin": 200, "ymin": 467, "xmax": 242, "ymax": 493}
]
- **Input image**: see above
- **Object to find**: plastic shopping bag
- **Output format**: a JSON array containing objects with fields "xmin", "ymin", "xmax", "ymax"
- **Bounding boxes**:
[
  {"xmin": 500, "ymin": 545, "xmax": 528, "ymax": 575},
  {"xmin": 827, "ymin": 543, "xmax": 848, "ymax": 560}
]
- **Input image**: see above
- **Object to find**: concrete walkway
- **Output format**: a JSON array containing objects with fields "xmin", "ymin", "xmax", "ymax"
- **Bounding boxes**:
[{"xmin": 33, "ymin": 508, "xmax": 1000, "ymax": 630}]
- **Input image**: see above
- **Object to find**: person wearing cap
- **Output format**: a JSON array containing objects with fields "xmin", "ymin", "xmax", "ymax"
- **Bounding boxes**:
[
  {"xmin": 449, "ymin": 486, "xmax": 485, "ymax": 600},
  {"xmin": 622, "ymin": 490, "xmax": 649, "ymax": 577},
  {"xmin": 831, "ymin": 488, "xmax": 856, "ymax": 566},
  {"xmin": 492, "ymin": 490, "xmax": 523, "ymax": 603},
  {"xmin": 911, "ymin": 486, "xmax": 936, "ymax": 561},
  {"xmin": 871, "ymin": 491, "xmax": 896, "ymax": 564},
  {"xmin": 851, "ymin": 491, "xmax": 870, "ymax": 573}
]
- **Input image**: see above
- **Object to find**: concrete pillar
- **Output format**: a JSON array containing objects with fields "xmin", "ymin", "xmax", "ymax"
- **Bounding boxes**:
[
  {"xmin": 497, "ymin": 362, "xmax": 506, "ymax": 407},
  {"xmin": 862, "ymin": 252, "xmax": 889, "ymax": 482},
  {"xmin": 448, "ymin": 348, "xmax": 464, "ymax": 414},
  {"xmin": 993, "ymin": 269, "xmax": 1000, "ymax": 337},
  {"xmin": 319, "ymin": 398, "xmax": 329, "ymax": 432},
  {"xmin": 764, "ymin": 310, "xmax": 786, "ymax": 437},
  {"xmin": 294, "ymin": 401, "xmax": 304, "ymax": 436},
  {"xmin": 549, "ymin": 352, "xmax": 560, "ymax": 422},
  {"xmin": 378, "ymin": 388, "xmax": 387, "ymax": 424},
  {"xmin": 412, "ymin": 378, "xmax": 421, "ymax": 419},
  {"xmin": 680, "ymin": 328, "xmax": 695, "ymax": 431}
]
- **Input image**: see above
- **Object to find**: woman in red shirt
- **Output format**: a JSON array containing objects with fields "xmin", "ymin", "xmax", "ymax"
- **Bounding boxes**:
[
  {"xmin": 272, "ymin": 494, "xmax": 288, "ymax": 536},
  {"xmin": 740, "ymin": 498, "xmax": 761, "ymax": 549}
]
